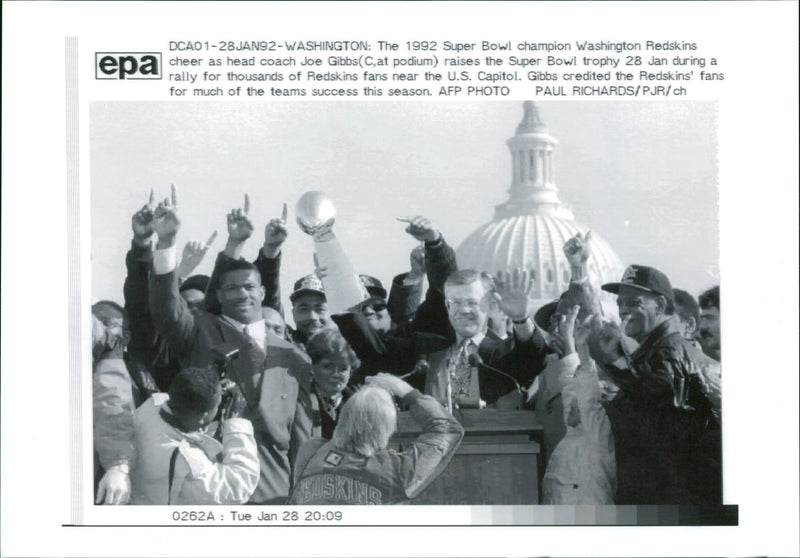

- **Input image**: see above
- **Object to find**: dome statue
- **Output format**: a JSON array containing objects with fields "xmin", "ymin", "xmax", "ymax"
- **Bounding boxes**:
[{"xmin": 456, "ymin": 102, "xmax": 626, "ymax": 311}]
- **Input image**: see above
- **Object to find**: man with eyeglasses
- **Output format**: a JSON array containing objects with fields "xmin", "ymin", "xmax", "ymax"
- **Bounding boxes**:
[
  {"xmin": 331, "ymin": 216, "xmax": 549, "ymax": 409},
  {"xmin": 358, "ymin": 274, "xmax": 393, "ymax": 334}
]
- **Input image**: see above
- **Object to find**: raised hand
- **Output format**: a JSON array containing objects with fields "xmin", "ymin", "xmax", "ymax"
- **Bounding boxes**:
[
  {"xmin": 551, "ymin": 305, "xmax": 580, "ymax": 357},
  {"xmin": 226, "ymin": 193, "xmax": 254, "ymax": 243},
  {"xmin": 153, "ymin": 184, "xmax": 180, "ymax": 247},
  {"xmin": 131, "ymin": 188, "xmax": 156, "ymax": 244},
  {"xmin": 493, "ymin": 268, "xmax": 535, "ymax": 322},
  {"xmin": 563, "ymin": 231, "xmax": 592, "ymax": 267},
  {"xmin": 262, "ymin": 202, "xmax": 289, "ymax": 257},
  {"xmin": 397, "ymin": 215, "xmax": 441, "ymax": 243},
  {"xmin": 177, "ymin": 231, "xmax": 218, "ymax": 278}
]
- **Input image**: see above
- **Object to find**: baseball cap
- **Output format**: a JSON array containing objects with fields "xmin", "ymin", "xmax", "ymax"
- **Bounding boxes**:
[
  {"xmin": 290, "ymin": 274, "xmax": 326, "ymax": 303},
  {"xmin": 359, "ymin": 274, "xmax": 387, "ymax": 300},
  {"xmin": 533, "ymin": 299, "xmax": 560, "ymax": 330},
  {"xmin": 601, "ymin": 265, "xmax": 675, "ymax": 306}
]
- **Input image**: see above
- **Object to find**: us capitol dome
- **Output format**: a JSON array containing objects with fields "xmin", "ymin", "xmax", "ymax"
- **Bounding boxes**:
[{"xmin": 455, "ymin": 101, "xmax": 626, "ymax": 310}]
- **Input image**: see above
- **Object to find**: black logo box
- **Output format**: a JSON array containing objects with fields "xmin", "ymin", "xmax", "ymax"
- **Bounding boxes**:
[{"xmin": 95, "ymin": 52, "xmax": 163, "ymax": 80}]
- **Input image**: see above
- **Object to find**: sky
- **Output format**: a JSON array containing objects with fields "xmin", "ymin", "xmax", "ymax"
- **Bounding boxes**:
[{"xmin": 90, "ymin": 101, "xmax": 719, "ymax": 324}]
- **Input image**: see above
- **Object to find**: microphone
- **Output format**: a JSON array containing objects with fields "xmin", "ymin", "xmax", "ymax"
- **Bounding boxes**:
[
  {"xmin": 467, "ymin": 353, "xmax": 522, "ymax": 394},
  {"xmin": 399, "ymin": 359, "xmax": 430, "ymax": 380}
]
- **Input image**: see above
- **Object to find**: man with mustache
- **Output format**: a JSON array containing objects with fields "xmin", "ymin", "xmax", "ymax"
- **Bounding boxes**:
[
  {"xmin": 331, "ymin": 216, "xmax": 549, "ymax": 409},
  {"xmin": 696, "ymin": 285, "xmax": 721, "ymax": 362}
]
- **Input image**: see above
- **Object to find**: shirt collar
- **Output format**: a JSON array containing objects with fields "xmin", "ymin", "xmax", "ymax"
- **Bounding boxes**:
[
  {"xmin": 456, "ymin": 330, "xmax": 486, "ymax": 350},
  {"xmin": 222, "ymin": 315, "xmax": 266, "ymax": 337}
]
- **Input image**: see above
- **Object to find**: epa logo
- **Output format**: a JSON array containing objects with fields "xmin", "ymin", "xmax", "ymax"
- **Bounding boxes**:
[{"xmin": 95, "ymin": 52, "xmax": 162, "ymax": 80}]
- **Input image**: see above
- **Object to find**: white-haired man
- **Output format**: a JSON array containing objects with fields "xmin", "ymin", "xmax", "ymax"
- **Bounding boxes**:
[{"xmin": 288, "ymin": 373, "xmax": 464, "ymax": 504}]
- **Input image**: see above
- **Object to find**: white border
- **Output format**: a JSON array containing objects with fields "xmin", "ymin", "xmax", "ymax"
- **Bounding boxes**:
[{"xmin": 2, "ymin": 2, "xmax": 798, "ymax": 557}]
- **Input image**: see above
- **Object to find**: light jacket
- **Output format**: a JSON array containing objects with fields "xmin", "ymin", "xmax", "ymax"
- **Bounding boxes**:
[{"xmin": 130, "ymin": 395, "xmax": 259, "ymax": 505}]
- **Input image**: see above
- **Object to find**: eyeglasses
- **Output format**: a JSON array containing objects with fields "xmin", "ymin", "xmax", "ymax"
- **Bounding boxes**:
[
  {"xmin": 446, "ymin": 298, "xmax": 482, "ymax": 310},
  {"xmin": 361, "ymin": 301, "xmax": 387, "ymax": 314}
]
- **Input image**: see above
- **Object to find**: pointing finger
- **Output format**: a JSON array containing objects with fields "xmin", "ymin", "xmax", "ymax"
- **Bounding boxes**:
[
  {"xmin": 147, "ymin": 187, "xmax": 155, "ymax": 209},
  {"xmin": 244, "ymin": 193, "xmax": 250, "ymax": 214},
  {"xmin": 584, "ymin": 230, "xmax": 593, "ymax": 245},
  {"xmin": 205, "ymin": 230, "xmax": 218, "ymax": 247},
  {"xmin": 396, "ymin": 216, "xmax": 412, "ymax": 223},
  {"xmin": 170, "ymin": 183, "xmax": 177, "ymax": 206},
  {"xmin": 281, "ymin": 202, "xmax": 288, "ymax": 222}
]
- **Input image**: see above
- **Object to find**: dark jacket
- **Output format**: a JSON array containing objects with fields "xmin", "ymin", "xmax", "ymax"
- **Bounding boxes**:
[
  {"xmin": 387, "ymin": 271, "xmax": 424, "ymax": 333},
  {"xmin": 409, "ymin": 237, "xmax": 458, "ymax": 336},
  {"xmin": 332, "ymin": 312, "xmax": 548, "ymax": 406},
  {"xmin": 123, "ymin": 240, "xmax": 177, "ymax": 394},
  {"xmin": 289, "ymin": 390, "xmax": 464, "ymax": 504},
  {"xmin": 603, "ymin": 318, "xmax": 721, "ymax": 505}
]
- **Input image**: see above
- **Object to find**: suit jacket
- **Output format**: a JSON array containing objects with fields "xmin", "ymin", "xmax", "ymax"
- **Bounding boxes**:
[
  {"xmin": 332, "ymin": 312, "xmax": 548, "ymax": 406},
  {"xmin": 124, "ymin": 240, "xmax": 179, "ymax": 394},
  {"xmin": 149, "ymin": 267, "xmax": 313, "ymax": 504}
]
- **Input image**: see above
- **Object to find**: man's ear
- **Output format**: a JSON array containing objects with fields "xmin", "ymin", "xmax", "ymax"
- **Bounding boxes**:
[
  {"xmin": 259, "ymin": 285, "xmax": 266, "ymax": 303},
  {"xmin": 655, "ymin": 295, "xmax": 668, "ymax": 314},
  {"xmin": 685, "ymin": 316, "xmax": 697, "ymax": 336}
]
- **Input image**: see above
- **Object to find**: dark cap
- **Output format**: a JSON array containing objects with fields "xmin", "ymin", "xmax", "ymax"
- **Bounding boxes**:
[
  {"xmin": 359, "ymin": 274, "xmax": 387, "ymax": 300},
  {"xmin": 602, "ymin": 265, "xmax": 674, "ymax": 305},
  {"xmin": 290, "ymin": 274, "xmax": 326, "ymax": 303},
  {"xmin": 179, "ymin": 274, "xmax": 210, "ymax": 294},
  {"xmin": 533, "ymin": 280, "xmax": 602, "ymax": 330},
  {"xmin": 533, "ymin": 300, "xmax": 560, "ymax": 330}
]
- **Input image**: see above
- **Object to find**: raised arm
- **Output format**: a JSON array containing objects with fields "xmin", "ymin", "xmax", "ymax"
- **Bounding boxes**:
[
  {"xmin": 387, "ymin": 244, "xmax": 425, "ymax": 328},
  {"xmin": 148, "ymin": 185, "xmax": 197, "ymax": 360},
  {"xmin": 124, "ymin": 190, "xmax": 157, "ymax": 356},
  {"xmin": 398, "ymin": 216, "xmax": 457, "ymax": 336},
  {"xmin": 366, "ymin": 374, "xmax": 464, "ymax": 499},
  {"xmin": 254, "ymin": 202, "xmax": 288, "ymax": 315},
  {"xmin": 330, "ymin": 312, "xmax": 418, "ymax": 376}
]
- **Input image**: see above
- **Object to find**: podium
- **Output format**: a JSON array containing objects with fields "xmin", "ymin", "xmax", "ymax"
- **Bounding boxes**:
[{"xmin": 392, "ymin": 409, "xmax": 544, "ymax": 505}]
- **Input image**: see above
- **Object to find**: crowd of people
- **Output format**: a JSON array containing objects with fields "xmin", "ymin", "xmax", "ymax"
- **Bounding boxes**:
[{"xmin": 92, "ymin": 186, "xmax": 722, "ymax": 506}]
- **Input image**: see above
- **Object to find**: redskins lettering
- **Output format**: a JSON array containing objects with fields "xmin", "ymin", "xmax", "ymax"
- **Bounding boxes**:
[{"xmin": 293, "ymin": 474, "xmax": 382, "ymax": 504}]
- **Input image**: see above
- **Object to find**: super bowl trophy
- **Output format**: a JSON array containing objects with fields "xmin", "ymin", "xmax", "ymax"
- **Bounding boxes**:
[{"xmin": 296, "ymin": 191, "xmax": 368, "ymax": 314}]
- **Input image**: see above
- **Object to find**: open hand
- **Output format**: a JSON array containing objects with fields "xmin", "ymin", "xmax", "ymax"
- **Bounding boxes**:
[
  {"xmin": 493, "ymin": 268, "xmax": 535, "ymax": 322},
  {"xmin": 178, "ymin": 231, "xmax": 217, "ymax": 277}
]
